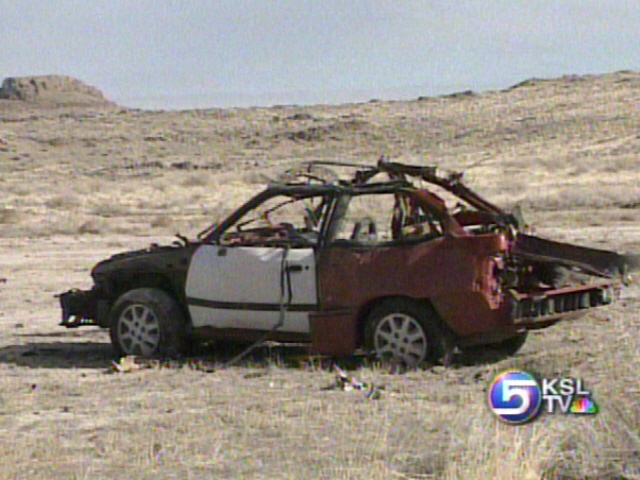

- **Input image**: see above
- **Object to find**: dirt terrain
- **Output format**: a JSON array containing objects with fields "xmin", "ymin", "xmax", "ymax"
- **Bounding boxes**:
[{"xmin": 1, "ymin": 72, "xmax": 640, "ymax": 479}]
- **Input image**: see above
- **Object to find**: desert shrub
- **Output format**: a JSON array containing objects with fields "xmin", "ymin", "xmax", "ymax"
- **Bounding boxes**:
[
  {"xmin": 44, "ymin": 194, "xmax": 81, "ymax": 210},
  {"xmin": 91, "ymin": 203, "xmax": 131, "ymax": 218},
  {"xmin": 150, "ymin": 215, "xmax": 171, "ymax": 228},
  {"xmin": 77, "ymin": 219, "xmax": 102, "ymax": 234},
  {"xmin": 0, "ymin": 206, "xmax": 21, "ymax": 224},
  {"xmin": 181, "ymin": 175, "xmax": 209, "ymax": 187}
]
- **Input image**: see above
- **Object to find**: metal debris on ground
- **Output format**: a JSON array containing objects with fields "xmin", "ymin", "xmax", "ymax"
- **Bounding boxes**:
[
  {"xmin": 107, "ymin": 356, "xmax": 220, "ymax": 374},
  {"xmin": 186, "ymin": 358, "xmax": 217, "ymax": 373},
  {"xmin": 108, "ymin": 355, "xmax": 160, "ymax": 373},
  {"xmin": 322, "ymin": 365, "xmax": 382, "ymax": 400}
]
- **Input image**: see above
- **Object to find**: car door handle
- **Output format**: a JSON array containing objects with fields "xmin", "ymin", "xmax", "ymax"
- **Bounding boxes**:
[{"xmin": 285, "ymin": 264, "xmax": 304, "ymax": 273}]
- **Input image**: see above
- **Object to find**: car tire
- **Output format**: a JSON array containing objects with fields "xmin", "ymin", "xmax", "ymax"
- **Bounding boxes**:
[
  {"xmin": 364, "ymin": 299, "xmax": 449, "ymax": 367},
  {"xmin": 109, "ymin": 288, "xmax": 187, "ymax": 358}
]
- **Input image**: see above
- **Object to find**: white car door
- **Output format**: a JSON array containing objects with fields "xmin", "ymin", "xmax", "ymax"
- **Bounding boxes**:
[{"xmin": 185, "ymin": 244, "xmax": 317, "ymax": 333}]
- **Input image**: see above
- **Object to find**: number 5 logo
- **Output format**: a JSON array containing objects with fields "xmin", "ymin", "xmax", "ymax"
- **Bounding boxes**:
[{"xmin": 488, "ymin": 370, "xmax": 542, "ymax": 424}]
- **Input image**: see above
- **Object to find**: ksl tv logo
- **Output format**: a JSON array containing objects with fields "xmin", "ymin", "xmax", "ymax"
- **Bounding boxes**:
[{"xmin": 488, "ymin": 369, "xmax": 599, "ymax": 424}]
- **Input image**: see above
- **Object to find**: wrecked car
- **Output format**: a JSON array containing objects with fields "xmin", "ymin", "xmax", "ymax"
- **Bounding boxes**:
[{"xmin": 58, "ymin": 158, "xmax": 637, "ymax": 365}]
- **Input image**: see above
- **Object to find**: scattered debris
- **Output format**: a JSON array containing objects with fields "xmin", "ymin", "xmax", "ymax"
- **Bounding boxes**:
[
  {"xmin": 186, "ymin": 358, "xmax": 216, "ymax": 373},
  {"xmin": 322, "ymin": 365, "xmax": 382, "ymax": 400},
  {"xmin": 108, "ymin": 355, "xmax": 220, "ymax": 374},
  {"xmin": 108, "ymin": 355, "xmax": 160, "ymax": 373}
]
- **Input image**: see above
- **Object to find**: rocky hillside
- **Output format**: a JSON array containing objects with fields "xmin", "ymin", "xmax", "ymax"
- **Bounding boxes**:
[{"xmin": 0, "ymin": 75, "xmax": 113, "ymax": 106}]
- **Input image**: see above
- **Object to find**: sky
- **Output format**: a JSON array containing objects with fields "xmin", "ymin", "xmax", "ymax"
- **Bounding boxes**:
[{"xmin": 1, "ymin": 0, "xmax": 639, "ymax": 109}]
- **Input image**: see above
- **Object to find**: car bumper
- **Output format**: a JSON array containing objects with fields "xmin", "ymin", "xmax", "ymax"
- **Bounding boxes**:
[
  {"xmin": 58, "ymin": 287, "xmax": 101, "ymax": 328},
  {"xmin": 510, "ymin": 280, "xmax": 617, "ymax": 328}
]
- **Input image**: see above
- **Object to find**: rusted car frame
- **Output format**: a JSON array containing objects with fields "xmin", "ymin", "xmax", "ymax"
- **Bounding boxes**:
[{"xmin": 59, "ymin": 158, "xmax": 636, "ymax": 365}]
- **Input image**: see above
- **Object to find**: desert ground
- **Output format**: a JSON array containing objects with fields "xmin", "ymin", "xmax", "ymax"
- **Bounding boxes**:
[{"xmin": 1, "ymin": 72, "xmax": 640, "ymax": 479}]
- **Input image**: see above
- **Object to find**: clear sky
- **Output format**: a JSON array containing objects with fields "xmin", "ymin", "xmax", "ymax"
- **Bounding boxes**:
[{"xmin": 1, "ymin": 1, "xmax": 639, "ymax": 109}]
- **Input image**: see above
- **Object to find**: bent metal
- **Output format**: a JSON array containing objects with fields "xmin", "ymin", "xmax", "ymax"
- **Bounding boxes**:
[{"xmin": 58, "ymin": 158, "xmax": 637, "ymax": 365}]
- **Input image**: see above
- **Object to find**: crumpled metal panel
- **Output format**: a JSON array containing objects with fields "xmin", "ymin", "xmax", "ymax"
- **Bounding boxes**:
[
  {"xmin": 514, "ymin": 234, "xmax": 640, "ymax": 278},
  {"xmin": 316, "ymin": 233, "xmax": 511, "ymax": 338}
]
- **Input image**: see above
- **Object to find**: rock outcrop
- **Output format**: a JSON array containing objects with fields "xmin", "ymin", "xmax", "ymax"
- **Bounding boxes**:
[{"xmin": 0, "ymin": 75, "xmax": 113, "ymax": 105}]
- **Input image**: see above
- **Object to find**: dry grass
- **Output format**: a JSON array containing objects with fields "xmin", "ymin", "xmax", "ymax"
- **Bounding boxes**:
[
  {"xmin": 1, "ymin": 71, "xmax": 640, "ymax": 479},
  {"xmin": 0, "ymin": 316, "xmax": 637, "ymax": 480}
]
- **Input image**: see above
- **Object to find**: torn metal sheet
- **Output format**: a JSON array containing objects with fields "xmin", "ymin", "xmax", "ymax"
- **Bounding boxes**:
[{"xmin": 514, "ymin": 233, "xmax": 640, "ymax": 278}]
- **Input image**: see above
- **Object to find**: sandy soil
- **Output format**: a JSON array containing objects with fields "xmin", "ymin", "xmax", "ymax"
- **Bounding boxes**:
[{"xmin": 1, "ymin": 72, "xmax": 640, "ymax": 479}]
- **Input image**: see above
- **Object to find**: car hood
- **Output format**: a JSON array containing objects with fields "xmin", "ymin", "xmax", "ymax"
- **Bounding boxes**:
[{"xmin": 91, "ymin": 242, "xmax": 200, "ymax": 278}]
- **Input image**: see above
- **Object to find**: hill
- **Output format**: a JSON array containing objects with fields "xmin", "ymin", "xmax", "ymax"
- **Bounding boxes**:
[
  {"xmin": 0, "ymin": 75, "xmax": 113, "ymax": 106},
  {"xmin": 0, "ymin": 69, "xmax": 639, "ymax": 480}
]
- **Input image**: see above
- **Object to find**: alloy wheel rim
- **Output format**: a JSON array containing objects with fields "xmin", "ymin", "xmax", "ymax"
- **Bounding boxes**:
[
  {"xmin": 117, "ymin": 304, "xmax": 161, "ymax": 356},
  {"xmin": 373, "ymin": 313, "xmax": 428, "ymax": 366}
]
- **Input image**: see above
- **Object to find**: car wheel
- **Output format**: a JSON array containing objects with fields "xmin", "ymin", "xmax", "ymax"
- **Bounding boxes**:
[
  {"xmin": 364, "ymin": 299, "xmax": 448, "ymax": 367},
  {"xmin": 109, "ymin": 288, "xmax": 187, "ymax": 358}
]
